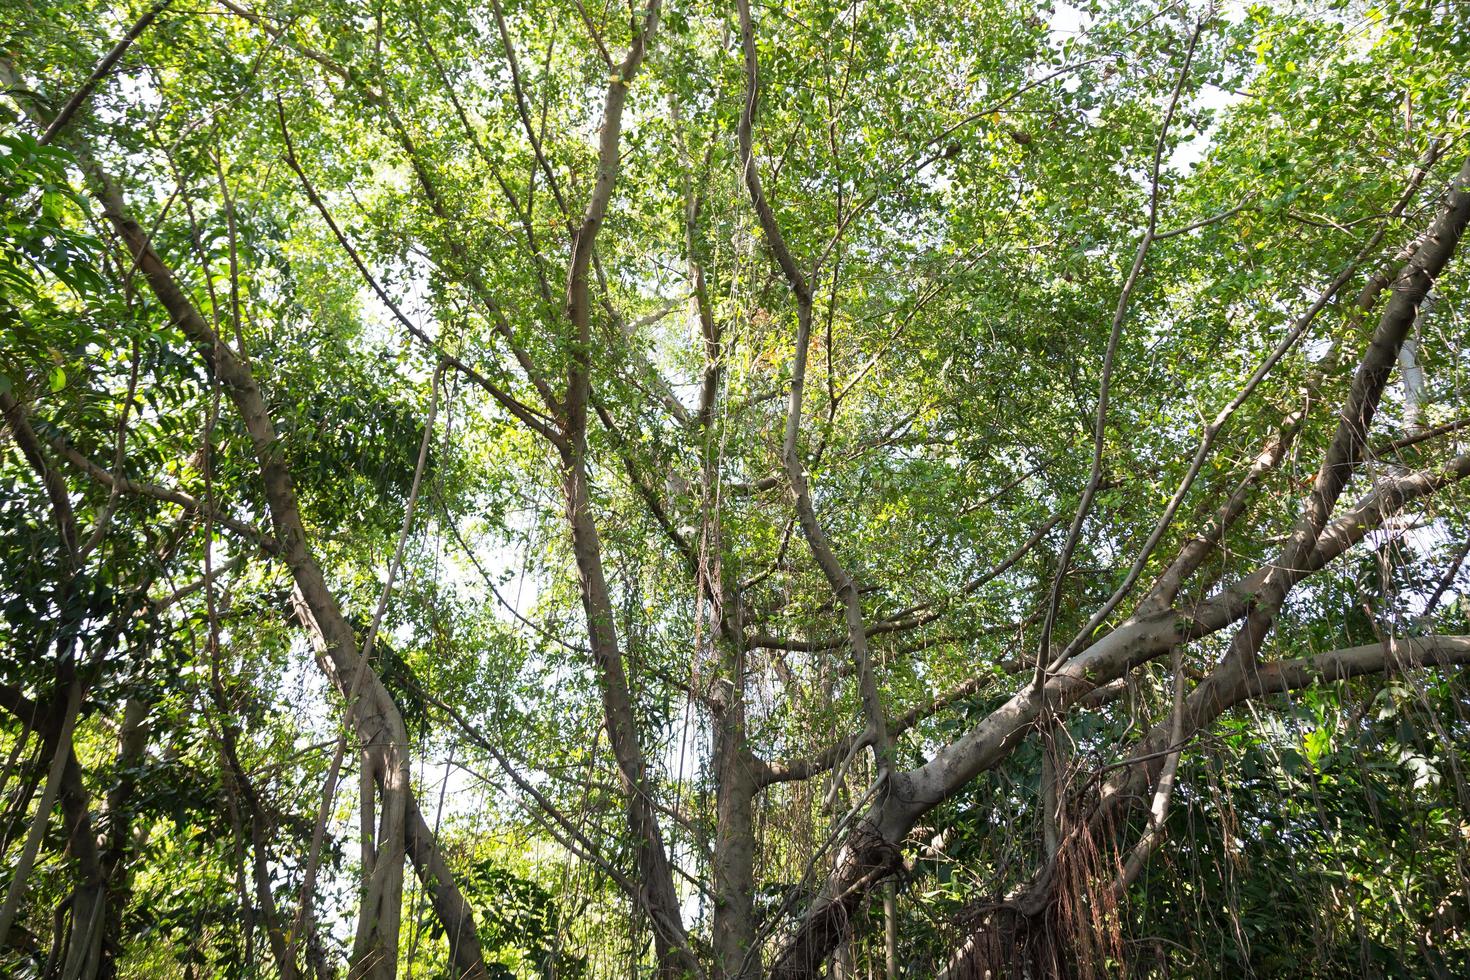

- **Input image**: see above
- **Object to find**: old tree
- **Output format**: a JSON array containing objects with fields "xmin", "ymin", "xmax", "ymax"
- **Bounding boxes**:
[{"xmin": 3, "ymin": 0, "xmax": 1470, "ymax": 975}]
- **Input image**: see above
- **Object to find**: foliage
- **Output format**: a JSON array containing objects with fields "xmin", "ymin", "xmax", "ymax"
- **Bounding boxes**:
[{"xmin": 1, "ymin": 0, "xmax": 1469, "ymax": 976}]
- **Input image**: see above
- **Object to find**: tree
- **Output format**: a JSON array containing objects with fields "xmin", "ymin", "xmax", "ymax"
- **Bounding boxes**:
[{"xmin": 2, "ymin": 0, "xmax": 1469, "ymax": 976}]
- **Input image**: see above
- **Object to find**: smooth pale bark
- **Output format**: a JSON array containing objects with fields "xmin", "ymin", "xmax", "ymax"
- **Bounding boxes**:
[
  {"xmin": 555, "ymin": 4, "xmax": 699, "ymax": 973},
  {"xmin": 262, "ymin": 7, "xmax": 703, "ymax": 970},
  {"xmin": 691, "ymin": 125, "xmax": 756, "ymax": 972},
  {"xmin": 403, "ymin": 795, "xmax": 488, "ymax": 980},
  {"xmin": 559, "ymin": 452, "xmax": 699, "ymax": 975},
  {"xmin": 769, "ymin": 155, "xmax": 1470, "ymax": 975},
  {"xmin": 1139, "ymin": 415, "xmax": 1300, "ymax": 615},
  {"xmin": 771, "ymin": 459, "xmax": 1470, "ymax": 977},
  {"xmin": 75, "ymin": 158, "xmax": 488, "ymax": 980},
  {"xmin": 736, "ymin": 0, "xmax": 892, "ymax": 777},
  {"xmin": 940, "ymin": 635, "xmax": 1470, "ymax": 979},
  {"xmin": 94, "ymin": 171, "xmax": 408, "ymax": 977},
  {"xmin": 257, "ymin": 4, "xmax": 692, "ymax": 970},
  {"xmin": 0, "ymin": 54, "xmax": 460, "ymax": 974},
  {"xmin": 1207, "ymin": 156, "xmax": 1470, "ymax": 678}
]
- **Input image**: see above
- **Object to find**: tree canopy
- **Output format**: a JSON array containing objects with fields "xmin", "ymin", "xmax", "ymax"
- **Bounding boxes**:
[{"xmin": 2, "ymin": 0, "xmax": 1470, "ymax": 976}]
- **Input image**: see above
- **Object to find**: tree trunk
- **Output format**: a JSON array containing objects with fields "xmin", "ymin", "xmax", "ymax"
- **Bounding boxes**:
[
  {"xmin": 58, "ymin": 749, "xmax": 106, "ymax": 980},
  {"xmin": 712, "ymin": 685, "xmax": 758, "ymax": 979},
  {"xmin": 86, "ymin": 162, "xmax": 456, "ymax": 980},
  {"xmin": 403, "ymin": 793, "xmax": 489, "ymax": 980},
  {"xmin": 560, "ymin": 447, "xmax": 699, "ymax": 976},
  {"xmin": 97, "ymin": 697, "xmax": 151, "ymax": 980}
]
